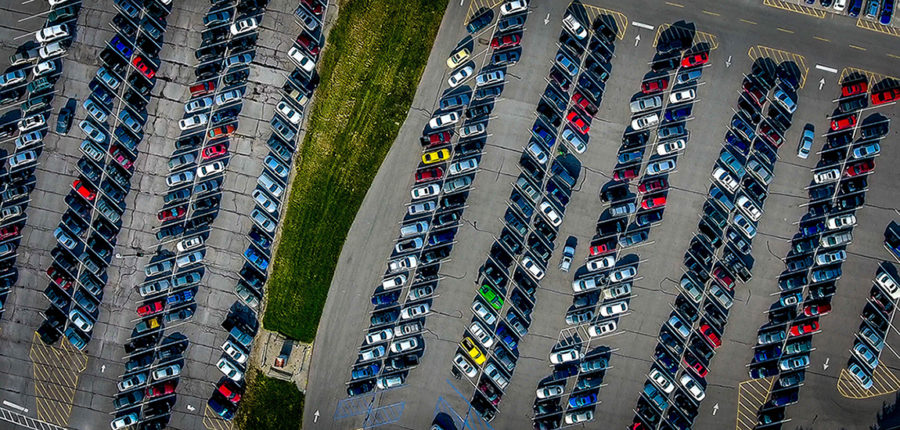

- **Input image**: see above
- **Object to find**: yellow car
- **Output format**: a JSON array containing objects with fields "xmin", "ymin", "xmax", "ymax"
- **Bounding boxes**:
[
  {"xmin": 447, "ymin": 48, "xmax": 470, "ymax": 69},
  {"xmin": 422, "ymin": 148, "xmax": 450, "ymax": 165},
  {"xmin": 461, "ymin": 337, "xmax": 486, "ymax": 365}
]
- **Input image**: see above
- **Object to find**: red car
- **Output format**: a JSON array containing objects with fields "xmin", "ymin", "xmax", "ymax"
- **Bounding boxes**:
[
  {"xmin": 845, "ymin": 159, "xmax": 874, "ymax": 177},
  {"xmin": 72, "ymin": 179, "xmax": 95, "ymax": 201},
  {"xmin": 209, "ymin": 124, "xmax": 236, "ymax": 138},
  {"xmin": 842, "ymin": 80, "xmax": 868, "ymax": 97},
  {"xmin": 712, "ymin": 267, "xmax": 734, "ymax": 291},
  {"xmin": 217, "ymin": 382, "xmax": 243, "ymax": 404},
  {"xmin": 790, "ymin": 320, "xmax": 819, "ymax": 336},
  {"xmin": 589, "ymin": 240, "xmax": 616, "ymax": 256},
  {"xmin": 415, "ymin": 167, "xmax": 443, "ymax": 183},
  {"xmin": 110, "ymin": 146, "xmax": 133, "ymax": 169},
  {"xmin": 491, "ymin": 33, "xmax": 520, "ymax": 49},
  {"xmin": 421, "ymin": 130, "xmax": 451, "ymax": 147},
  {"xmin": 301, "ymin": 0, "xmax": 324, "ymax": 15},
  {"xmin": 830, "ymin": 114, "xmax": 857, "ymax": 131},
  {"xmin": 681, "ymin": 52, "xmax": 708, "ymax": 68},
  {"xmin": 296, "ymin": 33, "xmax": 321, "ymax": 55},
  {"xmin": 46, "ymin": 267, "xmax": 73, "ymax": 290},
  {"xmin": 699, "ymin": 324, "xmax": 721, "ymax": 348},
  {"xmin": 137, "ymin": 300, "xmax": 165, "ymax": 316},
  {"xmin": 613, "ymin": 167, "xmax": 638, "ymax": 181},
  {"xmin": 871, "ymin": 87, "xmax": 900, "ymax": 105},
  {"xmin": 571, "ymin": 92, "xmax": 597, "ymax": 116},
  {"xmin": 760, "ymin": 123, "xmax": 783, "ymax": 147},
  {"xmin": 641, "ymin": 77, "xmax": 669, "ymax": 94},
  {"xmin": 638, "ymin": 178, "xmax": 668, "ymax": 194},
  {"xmin": 132, "ymin": 56, "xmax": 156, "ymax": 79},
  {"xmin": 0, "ymin": 225, "xmax": 19, "ymax": 241},
  {"xmin": 803, "ymin": 303, "xmax": 832, "ymax": 317},
  {"xmin": 190, "ymin": 80, "xmax": 215, "ymax": 97},
  {"xmin": 146, "ymin": 381, "xmax": 176, "ymax": 398},
  {"xmin": 683, "ymin": 352, "xmax": 709, "ymax": 377},
  {"xmin": 641, "ymin": 196, "xmax": 666, "ymax": 209},
  {"xmin": 158, "ymin": 206, "xmax": 186, "ymax": 222},
  {"xmin": 742, "ymin": 80, "xmax": 765, "ymax": 105},
  {"xmin": 202, "ymin": 143, "xmax": 228, "ymax": 160},
  {"xmin": 566, "ymin": 110, "xmax": 589, "ymax": 134}
]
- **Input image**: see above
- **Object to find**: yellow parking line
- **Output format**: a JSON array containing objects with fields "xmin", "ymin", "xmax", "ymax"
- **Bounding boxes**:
[
  {"xmin": 777, "ymin": 27, "xmax": 795, "ymax": 34},
  {"xmin": 888, "ymin": 53, "xmax": 900, "ymax": 59},
  {"xmin": 702, "ymin": 10, "xmax": 721, "ymax": 16},
  {"xmin": 762, "ymin": 0, "xmax": 826, "ymax": 18},
  {"xmin": 856, "ymin": 16, "xmax": 900, "ymax": 37},
  {"xmin": 665, "ymin": 1, "xmax": 685, "ymax": 7},
  {"xmin": 839, "ymin": 67, "xmax": 900, "ymax": 87},
  {"xmin": 740, "ymin": 19, "xmax": 758, "ymax": 25},
  {"xmin": 583, "ymin": 5, "xmax": 630, "ymax": 40},
  {"xmin": 849, "ymin": 44, "xmax": 868, "ymax": 51},
  {"xmin": 813, "ymin": 36, "xmax": 830, "ymax": 42}
]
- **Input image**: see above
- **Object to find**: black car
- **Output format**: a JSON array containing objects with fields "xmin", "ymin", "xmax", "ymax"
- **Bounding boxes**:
[
  {"xmin": 56, "ymin": 98, "xmax": 76, "ymax": 134},
  {"xmin": 536, "ymin": 101, "xmax": 561, "ymax": 127},
  {"xmin": 195, "ymin": 61, "xmax": 223, "ymax": 79},
  {"xmin": 839, "ymin": 95, "xmax": 867, "ymax": 113},
  {"xmin": 196, "ymin": 45, "xmax": 225, "ymax": 61},
  {"xmin": 623, "ymin": 130, "xmax": 649, "ymax": 148},
  {"xmin": 656, "ymin": 36, "xmax": 689, "ymax": 54},
  {"xmin": 491, "ymin": 49, "xmax": 520, "ymax": 66},
  {"xmin": 466, "ymin": 103, "xmax": 492, "ymax": 120},
  {"xmin": 861, "ymin": 122, "xmax": 889, "ymax": 140},
  {"xmin": 651, "ymin": 55, "xmax": 680, "ymax": 72},
  {"xmin": 224, "ymin": 68, "xmax": 250, "ymax": 85}
]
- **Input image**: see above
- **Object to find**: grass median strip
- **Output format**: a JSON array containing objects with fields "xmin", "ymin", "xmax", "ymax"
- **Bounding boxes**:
[
  {"xmin": 235, "ymin": 370, "xmax": 305, "ymax": 430},
  {"xmin": 262, "ymin": 0, "xmax": 448, "ymax": 342}
]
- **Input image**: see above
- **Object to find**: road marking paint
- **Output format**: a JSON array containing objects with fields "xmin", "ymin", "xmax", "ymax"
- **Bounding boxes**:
[
  {"xmin": 702, "ymin": 10, "xmax": 721, "ymax": 16},
  {"xmin": 739, "ymin": 18, "xmax": 758, "ymax": 24},
  {"xmin": 815, "ymin": 64, "xmax": 838, "ymax": 73},
  {"xmin": 813, "ymin": 36, "xmax": 830, "ymax": 42},
  {"xmin": 849, "ymin": 44, "xmax": 867, "ymax": 51},
  {"xmin": 888, "ymin": 53, "xmax": 900, "ymax": 59},
  {"xmin": 632, "ymin": 21, "xmax": 654, "ymax": 30},
  {"xmin": 777, "ymin": 27, "xmax": 795, "ymax": 33},
  {"xmin": 665, "ymin": 1, "xmax": 685, "ymax": 7}
]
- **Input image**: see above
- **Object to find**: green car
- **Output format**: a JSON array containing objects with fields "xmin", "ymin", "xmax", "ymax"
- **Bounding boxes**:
[{"xmin": 479, "ymin": 284, "xmax": 503, "ymax": 310}]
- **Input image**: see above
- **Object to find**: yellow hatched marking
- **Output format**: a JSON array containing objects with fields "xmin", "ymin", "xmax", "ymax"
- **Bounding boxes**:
[
  {"xmin": 29, "ymin": 332, "xmax": 88, "ymax": 427},
  {"xmin": 735, "ymin": 376, "xmax": 776, "ymax": 430},
  {"xmin": 856, "ymin": 17, "xmax": 900, "ymax": 37},
  {"xmin": 583, "ymin": 5, "xmax": 629, "ymax": 40},
  {"xmin": 653, "ymin": 23, "xmax": 720, "ymax": 51},
  {"xmin": 203, "ymin": 405, "xmax": 235, "ymax": 430},
  {"xmin": 839, "ymin": 67, "xmax": 900, "ymax": 87},
  {"xmin": 837, "ymin": 366, "xmax": 900, "ymax": 399},
  {"xmin": 762, "ymin": 0, "xmax": 826, "ymax": 18},
  {"xmin": 466, "ymin": 0, "xmax": 503, "ymax": 22},
  {"xmin": 747, "ymin": 45, "xmax": 810, "ymax": 88}
]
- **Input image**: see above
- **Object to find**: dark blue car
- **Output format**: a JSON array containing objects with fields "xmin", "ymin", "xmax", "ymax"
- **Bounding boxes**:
[
  {"xmin": 725, "ymin": 131, "xmax": 750, "ymax": 155},
  {"xmin": 799, "ymin": 222, "xmax": 825, "ymax": 237},
  {"xmin": 881, "ymin": 0, "xmax": 894, "ymax": 24},
  {"xmin": 532, "ymin": 124, "xmax": 556, "ymax": 147},
  {"xmin": 754, "ymin": 346, "xmax": 782, "ymax": 362},
  {"xmin": 371, "ymin": 291, "xmax": 400, "ymax": 306},
  {"xmin": 109, "ymin": 35, "xmax": 133, "ymax": 58},
  {"xmin": 568, "ymin": 392, "xmax": 598, "ymax": 408},
  {"xmin": 351, "ymin": 363, "xmax": 380, "ymax": 380},
  {"xmin": 665, "ymin": 105, "xmax": 693, "ymax": 121}
]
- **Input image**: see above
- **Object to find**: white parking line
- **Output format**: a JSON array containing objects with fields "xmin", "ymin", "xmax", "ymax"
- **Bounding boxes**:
[
  {"xmin": 815, "ymin": 64, "xmax": 838, "ymax": 73},
  {"xmin": 632, "ymin": 21, "xmax": 654, "ymax": 30}
]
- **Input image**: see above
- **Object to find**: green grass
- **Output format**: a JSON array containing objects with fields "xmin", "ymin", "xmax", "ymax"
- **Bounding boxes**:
[
  {"xmin": 235, "ymin": 370, "xmax": 304, "ymax": 430},
  {"xmin": 262, "ymin": 0, "xmax": 449, "ymax": 342}
]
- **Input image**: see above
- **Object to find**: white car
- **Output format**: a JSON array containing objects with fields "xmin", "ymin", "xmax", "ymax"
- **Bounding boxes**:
[
  {"xmin": 400, "ymin": 303, "xmax": 430, "ymax": 319},
  {"xmin": 382, "ymin": 274, "xmax": 407, "ymax": 289},
  {"xmin": 277, "ymin": 100, "xmax": 304, "ymax": 125},
  {"xmin": 876, "ymin": 271, "xmax": 900, "ymax": 300},
  {"xmin": 631, "ymin": 113, "xmax": 659, "ymax": 130},
  {"xmin": 376, "ymin": 374, "xmax": 405, "ymax": 389},
  {"xmin": 526, "ymin": 141, "xmax": 548, "ymax": 164},
  {"xmin": 472, "ymin": 300, "xmax": 497, "ymax": 324},
  {"xmin": 453, "ymin": 354, "xmax": 478, "ymax": 378},
  {"xmin": 358, "ymin": 345, "xmax": 385, "ymax": 362},
  {"xmin": 813, "ymin": 168, "xmax": 840, "ymax": 184},
  {"xmin": 365, "ymin": 328, "xmax": 393, "ymax": 345},
  {"xmin": 217, "ymin": 356, "xmax": 244, "ymax": 381},
  {"xmin": 429, "ymin": 112, "xmax": 460, "ymax": 129},
  {"xmin": 833, "ymin": 0, "xmax": 847, "ymax": 10},
  {"xmin": 152, "ymin": 364, "xmax": 182, "ymax": 381},
  {"xmin": 111, "ymin": 414, "xmax": 139, "ymax": 430},
  {"xmin": 565, "ymin": 410, "xmax": 593, "ymax": 425},
  {"xmin": 253, "ymin": 189, "xmax": 279, "ymax": 213},
  {"xmin": 36, "ymin": 24, "xmax": 69, "ymax": 43},
  {"xmin": 68, "ymin": 309, "xmax": 93, "ymax": 332},
  {"xmin": 390, "ymin": 337, "xmax": 419, "ymax": 353},
  {"xmin": 521, "ymin": 255, "xmax": 545, "ymax": 280},
  {"xmin": 18, "ymin": 114, "xmax": 45, "ymax": 132},
  {"xmin": 539, "ymin": 201, "xmax": 562, "ymax": 226},
  {"xmin": 561, "ymin": 128, "xmax": 586, "ymax": 153},
  {"xmin": 388, "ymin": 255, "xmax": 417, "ymax": 273},
  {"xmin": 408, "ymin": 200, "xmax": 436, "ymax": 216},
  {"xmin": 712, "ymin": 167, "xmax": 739, "ymax": 192},
  {"xmin": 536, "ymin": 384, "xmax": 564, "ymax": 399},
  {"xmin": 588, "ymin": 320, "xmax": 617, "ymax": 337},
  {"xmin": 657, "ymin": 139, "xmax": 686, "ymax": 155},
  {"xmin": 500, "ymin": 0, "xmax": 527, "ymax": 15},
  {"xmin": 630, "ymin": 95, "xmax": 662, "ymax": 113},
  {"xmin": 679, "ymin": 374, "xmax": 705, "ymax": 401},
  {"xmin": 179, "ymin": 113, "xmax": 208, "ymax": 130},
  {"xmin": 215, "ymin": 88, "xmax": 244, "ymax": 106},
  {"xmin": 550, "ymin": 348, "xmax": 580, "ymax": 364},
  {"xmin": 600, "ymin": 300, "xmax": 628, "ymax": 317},
  {"xmin": 475, "ymin": 69, "xmax": 505, "ymax": 87},
  {"xmin": 610, "ymin": 266, "xmax": 636, "ymax": 282},
  {"xmin": 32, "ymin": 60, "xmax": 57, "ymax": 77},
  {"xmin": 288, "ymin": 46, "xmax": 316, "ymax": 72},
  {"xmin": 460, "ymin": 123, "xmax": 485, "ymax": 138},
  {"xmin": 469, "ymin": 321, "xmax": 494, "ymax": 348},
  {"xmin": 38, "ymin": 41, "xmax": 65, "ymax": 59},
  {"xmin": 586, "ymin": 255, "xmax": 615, "ymax": 272},
  {"xmin": 197, "ymin": 161, "xmax": 225, "ymax": 178},
  {"xmin": 816, "ymin": 249, "xmax": 846, "ymax": 265},
  {"xmin": 603, "ymin": 283, "xmax": 631, "ymax": 300},
  {"xmin": 222, "ymin": 339, "xmax": 249, "ymax": 364},
  {"xmin": 117, "ymin": 373, "xmax": 147, "ymax": 392},
  {"xmin": 649, "ymin": 369, "xmax": 675, "ymax": 393},
  {"xmin": 449, "ymin": 158, "xmax": 478, "ymax": 175},
  {"xmin": 826, "ymin": 213, "xmax": 856, "ymax": 229},
  {"xmin": 185, "ymin": 96, "xmax": 213, "ymax": 113},
  {"xmin": 230, "ymin": 17, "xmax": 259, "ymax": 35},
  {"xmin": 176, "ymin": 235, "xmax": 204, "ymax": 252},
  {"xmin": 669, "ymin": 89, "xmax": 696, "ymax": 104},
  {"xmin": 562, "ymin": 13, "xmax": 587, "ymax": 39},
  {"xmin": 411, "ymin": 183, "xmax": 440, "ymax": 200},
  {"xmin": 448, "ymin": 65, "xmax": 474, "ymax": 87},
  {"xmin": 736, "ymin": 195, "xmax": 762, "ymax": 221},
  {"xmin": 647, "ymin": 159, "xmax": 675, "ymax": 175}
]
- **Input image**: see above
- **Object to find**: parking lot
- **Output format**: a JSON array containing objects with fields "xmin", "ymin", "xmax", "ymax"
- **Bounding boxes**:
[{"xmin": 303, "ymin": 0, "xmax": 900, "ymax": 429}]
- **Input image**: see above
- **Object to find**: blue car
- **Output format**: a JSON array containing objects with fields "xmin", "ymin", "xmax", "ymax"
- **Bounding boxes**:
[
  {"xmin": 754, "ymin": 346, "xmax": 782, "ymax": 362},
  {"xmin": 371, "ymin": 291, "xmax": 400, "ymax": 306},
  {"xmin": 249, "ymin": 229, "xmax": 272, "ymax": 249},
  {"xmin": 725, "ymin": 131, "xmax": 750, "ymax": 155},
  {"xmin": 731, "ymin": 116, "xmax": 757, "ymax": 141},
  {"xmin": 532, "ymin": 124, "xmax": 556, "ymax": 147},
  {"xmin": 866, "ymin": 0, "xmax": 880, "ymax": 17},
  {"xmin": 568, "ymin": 392, "xmax": 598, "ymax": 408},
  {"xmin": 244, "ymin": 247, "xmax": 269, "ymax": 271},
  {"xmin": 881, "ymin": 0, "xmax": 894, "ymax": 24},
  {"xmin": 109, "ymin": 35, "xmax": 133, "ymax": 58},
  {"xmin": 168, "ymin": 290, "xmax": 194, "ymax": 306},
  {"xmin": 351, "ymin": 363, "xmax": 381, "ymax": 380},
  {"xmin": 495, "ymin": 325, "xmax": 518, "ymax": 350},
  {"xmin": 208, "ymin": 398, "xmax": 235, "ymax": 420},
  {"xmin": 617, "ymin": 150, "xmax": 643, "ymax": 164},
  {"xmin": 799, "ymin": 222, "xmax": 825, "ymax": 237},
  {"xmin": 665, "ymin": 105, "xmax": 693, "ymax": 121}
]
